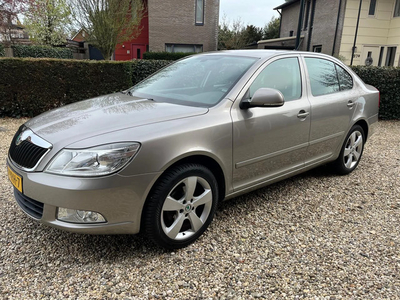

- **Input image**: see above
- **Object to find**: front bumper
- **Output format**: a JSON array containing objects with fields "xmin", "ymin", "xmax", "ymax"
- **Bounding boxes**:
[{"xmin": 7, "ymin": 158, "xmax": 160, "ymax": 235}]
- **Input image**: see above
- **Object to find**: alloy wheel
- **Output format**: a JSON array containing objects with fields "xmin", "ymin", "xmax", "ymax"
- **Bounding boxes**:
[
  {"xmin": 161, "ymin": 176, "xmax": 213, "ymax": 240},
  {"xmin": 343, "ymin": 130, "xmax": 363, "ymax": 169}
]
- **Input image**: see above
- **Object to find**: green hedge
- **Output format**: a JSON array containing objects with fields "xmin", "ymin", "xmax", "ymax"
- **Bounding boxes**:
[
  {"xmin": 143, "ymin": 51, "xmax": 195, "ymax": 60},
  {"xmin": 0, "ymin": 44, "xmax": 4, "ymax": 57},
  {"xmin": 0, "ymin": 58, "xmax": 398, "ymax": 119},
  {"xmin": 131, "ymin": 59, "xmax": 171, "ymax": 84},
  {"xmin": 0, "ymin": 58, "xmax": 170, "ymax": 118},
  {"xmin": 12, "ymin": 45, "xmax": 73, "ymax": 59},
  {"xmin": 351, "ymin": 66, "xmax": 400, "ymax": 120}
]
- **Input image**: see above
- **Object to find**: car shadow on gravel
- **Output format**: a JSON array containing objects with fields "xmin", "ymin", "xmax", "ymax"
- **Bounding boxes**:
[
  {"xmin": 26, "ymin": 223, "xmax": 168, "ymax": 262},
  {"xmin": 217, "ymin": 164, "xmax": 336, "ymax": 213},
  {"xmin": 23, "ymin": 165, "xmax": 337, "ymax": 259}
]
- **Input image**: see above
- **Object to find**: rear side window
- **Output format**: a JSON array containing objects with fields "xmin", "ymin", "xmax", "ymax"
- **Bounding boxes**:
[
  {"xmin": 249, "ymin": 57, "xmax": 302, "ymax": 101},
  {"xmin": 336, "ymin": 65, "xmax": 353, "ymax": 91},
  {"xmin": 305, "ymin": 57, "xmax": 340, "ymax": 96}
]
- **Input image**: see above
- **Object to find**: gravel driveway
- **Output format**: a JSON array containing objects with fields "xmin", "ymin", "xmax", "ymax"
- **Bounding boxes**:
[{"xmin": 1, "ymin": 118, "xmax": 399, "ymax": 300}]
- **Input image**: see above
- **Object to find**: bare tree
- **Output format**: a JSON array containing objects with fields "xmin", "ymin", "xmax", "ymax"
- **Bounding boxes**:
[{"xmin": 70, "ymin": 0, "xmax": 144, "ymax": 60}]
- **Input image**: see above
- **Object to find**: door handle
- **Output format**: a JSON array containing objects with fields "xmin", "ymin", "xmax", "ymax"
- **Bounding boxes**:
[
  {"xmin": 297, "ymin": 110, "xmax": 310, "ymax": 119},
  {"xmin": 347, "ymin": 100, "xmax": 355, "ymax": 108}
]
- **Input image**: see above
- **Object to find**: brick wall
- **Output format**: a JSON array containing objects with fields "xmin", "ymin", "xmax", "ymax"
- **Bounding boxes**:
[
  {"xmin": 148, "ymin": 0, "xmax": 219, "ymax": 52},
  {"xmin": 278, "ymin": 0, "xmax": 345, "ymax": 55}
]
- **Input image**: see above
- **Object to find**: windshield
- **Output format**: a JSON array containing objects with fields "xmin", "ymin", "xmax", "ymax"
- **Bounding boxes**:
[{"xmin": 129, "ymin": 55, "xmax": 258, "ymax": 107}]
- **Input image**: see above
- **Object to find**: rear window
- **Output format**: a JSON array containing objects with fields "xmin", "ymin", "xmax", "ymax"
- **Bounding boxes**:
[
  {"xmin": 305, "ymin": 57, "xmax": 339, "ymax": 97},
  {"xmin": 336, "ymin": 65, "xmax": 353, "ymax": 91}
]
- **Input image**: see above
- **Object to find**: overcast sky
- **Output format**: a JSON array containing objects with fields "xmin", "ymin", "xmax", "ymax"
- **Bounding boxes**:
[{"xmin": 219, "ymin": 0, "xmax": 284, "ymax": 28}]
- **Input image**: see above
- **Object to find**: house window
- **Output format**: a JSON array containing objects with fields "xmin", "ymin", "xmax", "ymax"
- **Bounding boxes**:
[
  {"xmin": 166, "ymin": 44, "xmax": 203, "ymax": 53},
  {"xmin": 289, "ymin": 30, "xmax": 294, "ymax": 37},
  {"xmin": 378, "ymin": 47, "xmax": 384, "ymax": 66},
  {"xmin": 195, "ymin": 0, "xmax": 204, "ymax": 25},
  {"xmin": 394, "ymin": 0, "xmax": 400, "ymax": 17},
  {"xmin": 369, "ymin": 0, "xmax": 376, "ymax": 15},
  {"xmin": 385, "ymin": 47, "xmax": 396, "ymax": 66},
  {"xmin": 313, "ymin": 45, "xmax": 322, "ymax": 52}
]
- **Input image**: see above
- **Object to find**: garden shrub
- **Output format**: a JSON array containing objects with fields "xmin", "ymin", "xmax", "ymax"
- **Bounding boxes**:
[
  {"xmin": 12, "ymin": 45, "xmax": 73, "ymax": 59},
  {"xmin": 0, "ymin": 58, "xmax": 171, "ymax": 117},
  {"xmin": 0, "ymin": 44, "xmax": 4, "ymax": 57},
  {"xmin": 143, "ymin": 51, "xmax": 196, "ymax": 61},
  {"xmin": 351, "ymin": 66, "xmax": 400, "ymax": 120},
  {"xmin": 0, "ymin": 58, "xmax": 131, "ymax": 117},
  {"xmin": 0, "ymin": 57, "xmax": 398, "ymax": 120},
  {"xmin": 131, "ymin": 59, "xmax": 171, "ymax": 84}
]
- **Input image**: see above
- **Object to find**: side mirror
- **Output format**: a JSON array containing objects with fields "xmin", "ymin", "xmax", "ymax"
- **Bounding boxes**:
[{"xmin": 240, "ymin": 88, "xmax": 285, "ymax": 109}]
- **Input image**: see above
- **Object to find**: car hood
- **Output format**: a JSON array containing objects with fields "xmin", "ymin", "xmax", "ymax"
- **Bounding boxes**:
[{"xmin": 25, "ymin": 93, "xmax": 208, "ymax": 147}]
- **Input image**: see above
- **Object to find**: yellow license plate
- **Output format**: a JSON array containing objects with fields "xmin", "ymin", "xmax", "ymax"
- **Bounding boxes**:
[{"xmin": 7, "ymin": 166, "xmax": 22, "ymax": 193}]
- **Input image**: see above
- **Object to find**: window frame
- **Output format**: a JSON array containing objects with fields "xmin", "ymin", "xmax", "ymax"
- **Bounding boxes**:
[
  {"xmin": 313, "ymin": 45, "xmax": 322, "ymax": 53},
  {"xmin": 195, "ymin": 0, "xmax": 205, "ymax": 25},
  {"xmin": 335, "ymin": 64, "xmax": 354, "ymax": 91},
  {"xmin": 165, "ymin": 43, "xmax": 203, "ymax": 53},
  {"xmin": 369, "ymin": 0, "xmax": 377, "ymax": 16},
  {"xmin": 394, "ymin": 0, "xmax": 400, "ymax": 17},
  {"xmin": 378, "ymin": 46, "xmax": 385, "ymax": 66},
  {"xmin": 385, "ymin": 46, "xmax": 397, "ymax": 66},
  {"xmin": 304, "ymin": 56, "xmax": 348, "ymax": 97}
]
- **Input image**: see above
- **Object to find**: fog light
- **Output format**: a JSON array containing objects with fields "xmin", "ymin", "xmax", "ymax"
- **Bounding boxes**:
[{"xmin": 57, "ymin": 208, "xmax": 106, "ymax": 224}]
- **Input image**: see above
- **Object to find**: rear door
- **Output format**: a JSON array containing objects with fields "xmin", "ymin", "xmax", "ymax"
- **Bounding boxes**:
[
  {"xmin": 302, "ymin": 55, "xmax": 357, "ymax": 166},
  {"xmin": 231, "ymin": 55, "xmax": 311, "ymax": 191}
]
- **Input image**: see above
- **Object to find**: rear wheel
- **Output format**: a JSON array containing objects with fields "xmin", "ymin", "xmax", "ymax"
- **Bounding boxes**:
[
  {"xmin": 143, "ymin": 163, "xmax": 218, "ymax": 249},
  {"xmin": 333, "ymin": 125, "xmax": 365, "ymax": 175}
]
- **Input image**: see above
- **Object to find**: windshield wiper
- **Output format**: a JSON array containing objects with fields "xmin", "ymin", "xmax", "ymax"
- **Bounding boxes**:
[{"xmin": 123, "ymin": 90, "xmax": 155, "ymax": 101}]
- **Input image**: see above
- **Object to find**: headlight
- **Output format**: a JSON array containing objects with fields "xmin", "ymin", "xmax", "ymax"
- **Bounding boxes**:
[{"xmin": 45, "ymin": 142, "xmax": 140, "ymax": 176}]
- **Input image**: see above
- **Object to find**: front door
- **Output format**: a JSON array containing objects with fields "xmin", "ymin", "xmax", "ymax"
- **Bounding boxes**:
[
  {"xmin": 131, "ymin": 44, "xmax": 146, "ymax": 59},
  {"xmin": 361, "ymin": 46, "xmax": 380, "ymax": 66},
  {"xmin": 231, "ymin": 56, "xmax": 311, "ymax": 191}
]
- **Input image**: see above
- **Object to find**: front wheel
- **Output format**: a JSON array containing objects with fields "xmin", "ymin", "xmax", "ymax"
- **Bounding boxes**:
[
  {"xmin": 142, "ymin": 163, "xmax": 219, "ymax": 249},
  {"xmin": 333, "ymin": 125, "xmax": 365, "ymax": 175}
]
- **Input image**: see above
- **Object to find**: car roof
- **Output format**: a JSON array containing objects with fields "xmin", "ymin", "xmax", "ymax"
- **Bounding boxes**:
[
  {"xmin": 203, "ymin": 50, "xmax": 288, "ymax": 59},
  {"xmin": 201, "ymin": 49, "xmax": 337, "ymax": 61}
]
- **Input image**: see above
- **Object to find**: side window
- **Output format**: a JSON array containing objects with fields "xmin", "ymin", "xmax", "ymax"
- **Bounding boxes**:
[
  {"xmin": 305, "ymin": 57, "xmax": 340, "ymax": 96},
  {"xmin": 249, "ymin": 57, "xmax": 302, "ymax": 101},
  {"xmin": 336, "ymin": 65, "xmax": 353, "ymax": 91}
]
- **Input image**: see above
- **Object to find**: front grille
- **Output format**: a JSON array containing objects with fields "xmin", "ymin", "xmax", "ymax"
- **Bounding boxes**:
[
  {"xmin": 9, "ymin": 126, "xmax": 49, "ymax": 169},
  {"xmin": 14, "ymin": 188, "xmax": 44, "ymax": 219}
]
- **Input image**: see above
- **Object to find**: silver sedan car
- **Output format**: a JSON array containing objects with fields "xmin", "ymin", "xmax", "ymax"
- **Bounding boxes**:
[{"xmin": 7, "ymin": 50, "xmax": 379, "ymax": 249}]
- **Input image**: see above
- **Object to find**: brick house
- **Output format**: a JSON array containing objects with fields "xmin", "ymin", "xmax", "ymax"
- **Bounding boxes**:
[
  {"xmin": 258, "ymin": 0, "xmax": 400, "ymax": 66},
  {"xmin": 115, "ymin": 0, "xmax": 219, "ymax": 60},
  {"xmin": 0, "ymin": 9, "xmax": 30, "ymax": 46}
]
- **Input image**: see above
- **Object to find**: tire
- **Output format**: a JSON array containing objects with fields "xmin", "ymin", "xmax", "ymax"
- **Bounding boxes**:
[
  {"xmin": 142, "ymin": 163, "xmax": 219, "ymax": 249},
  {"xmin": 333, "ymin": 125, "xmax": 365, "ymax": 175}
]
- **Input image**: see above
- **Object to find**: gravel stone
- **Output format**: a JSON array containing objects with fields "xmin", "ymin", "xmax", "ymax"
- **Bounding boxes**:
[{"xmin": 1, "ymin": 118, "xmax": 399, "ymax": 299}]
